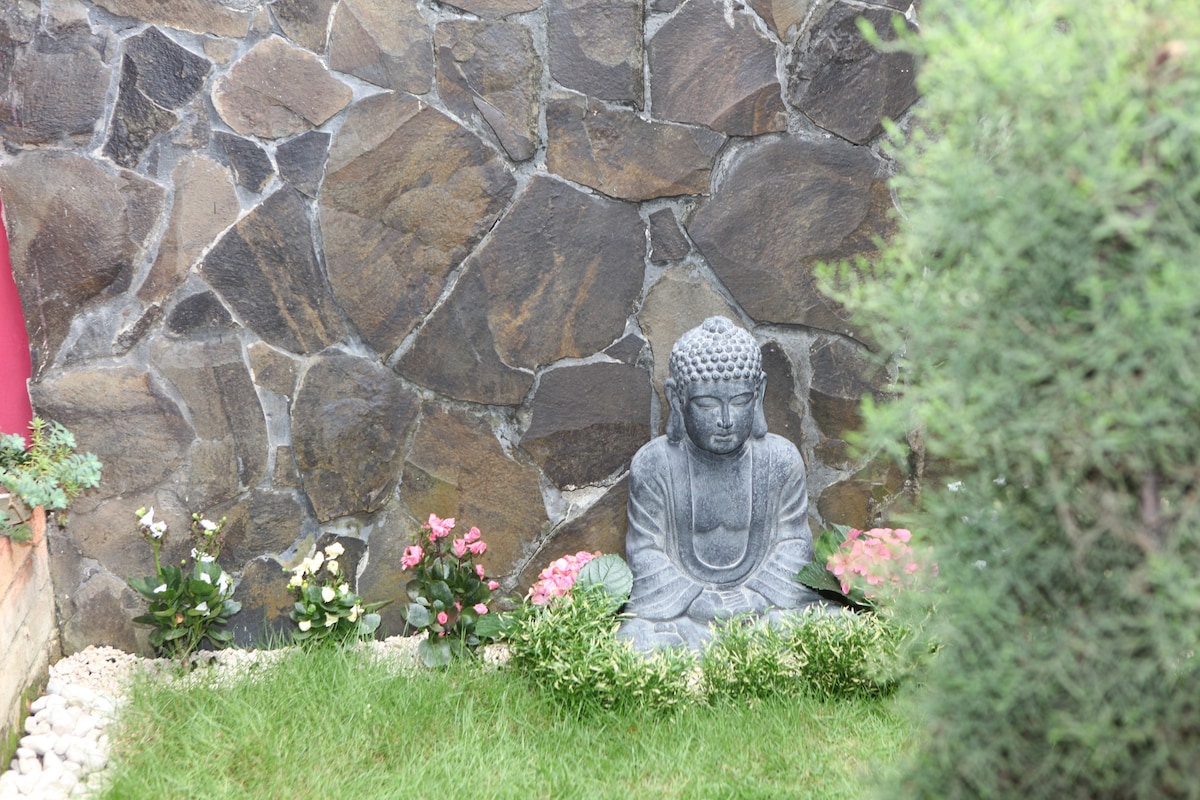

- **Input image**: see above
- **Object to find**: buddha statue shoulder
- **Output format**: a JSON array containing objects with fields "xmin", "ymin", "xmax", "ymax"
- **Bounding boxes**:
[{"xmin": 618, "ymin": 317, "xmax": 822, "ymax": 651}]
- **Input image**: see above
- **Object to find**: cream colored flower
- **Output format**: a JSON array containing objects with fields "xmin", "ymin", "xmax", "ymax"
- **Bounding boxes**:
[
  {"xmin": 324, "ymin": 613, "xmax": 338, "ymax": 627},
  {"xmin": 298, "ymin": 619, "xmax": 311, "ymax": 632},
  {"xmin": 153, "ymin": 583, "xmax": 167, "ymax": 594},
  {"xmin": 325, "ymin": 542, "xmax": 345, "ymax": 557},
  {"xmin": 288, "ymin": 573, "xmax": 304, "ymax": 588},
  {"xmin": 327, "ymin": 560, "xmax": 340, "ymax": 575},
  {"xmin": 349, "ymin": 605, "xmax": 361, "ymax": 622},
  {"xmin": 321, "ymin": 586, "xmax": 336, "ymax": 603},
  {"xmin": 338, "ymin": 583, "xmax": 350, "ymax": 595}
]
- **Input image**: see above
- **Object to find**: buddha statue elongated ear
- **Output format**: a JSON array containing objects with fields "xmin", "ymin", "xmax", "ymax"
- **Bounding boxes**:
[
  {"xmin": 752, "ymin": 374, "xmax": 768, "ymax": 439},
  {"xmin": 665, "ymin": 377, "xmax": 687, "ymax": 443}
]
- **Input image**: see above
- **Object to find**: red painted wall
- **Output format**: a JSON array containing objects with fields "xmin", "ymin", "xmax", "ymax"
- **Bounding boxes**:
[{"xmin": 0, "ymin": 196, "xmax": 33, "ymax": 440}]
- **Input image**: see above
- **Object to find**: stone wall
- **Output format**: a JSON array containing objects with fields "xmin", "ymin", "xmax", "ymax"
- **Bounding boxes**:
[
  {"xmin": 0, "ymin": 0, "xmax": 919, "ymax": 653},
  {"xmin": 1, "ymin": 511, "xmax": 58, "ymax": 750}
]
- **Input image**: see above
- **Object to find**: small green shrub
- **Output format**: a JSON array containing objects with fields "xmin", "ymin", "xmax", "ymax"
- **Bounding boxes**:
[
  {"xmin": 505, "ymin": 586, "xmax": 695, "ymax": 714},
  {"xmin": 0, "ymin": 418, "xmax": 101, "ymax": 540},
  {"xmin": 287, "ymin": 541, "xmax": 386, "ymax": 648}
]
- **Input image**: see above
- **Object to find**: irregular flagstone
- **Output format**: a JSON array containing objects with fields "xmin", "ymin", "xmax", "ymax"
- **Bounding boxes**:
[
  {"xmin": 91, "ymin": 0, "xmax": 251, "ymax": 37},
  {"xmin": 123, "ymin": 27, "xmax": 211, "ymax": 110},
  {"xmin": 808, "ymin": 336, "xmax": 886, "ymax": 439},
  {"xmin": 201, "ymin": 187, "xmax": 347, "ymax": 354},
  {"xmin": 216, "ymin": 491, "xmax": 317, "ymax": 573},
  {"xmin": 747, "ymin": 0, "xmax": 810, "ymax": 40},
  {"xmin": 520, "ymin": 361, "xmax": 652, "ymax": 489},
  {"xmin": 276, "ymin": 130, "xmax": 330, "ymax": 197},
  {"xmin": 816, "ymin": 459, "xmax": 906, "ymax": 529},
  {"xmin": 605, "ymin": 329, "xmax": 646, "ymax": 364},
  {"xmin": 29, "ymin": 366, "xmax": 194, "ymax": 504},
  {"xmin": 213, "ymin": 36, "xmax": 352, "ymax": 139},
  {"xmin": 546, "ymin": 91, "xmax": 724, "ymax": 201},
  {"xmin": 648, "ymin": 208, "xmax": 691, "ymax": 264},
  {"xmin": 648, "ymin": 0, "xmax": 786, "ymax": 135},
  {"xmin": 761, "ymin": 340, "xmax": 805, "ymax": 453},
  {"xmin": 139, "ymin": 155, "xmax": 240, "ymax": 304},
  {"xmin": 687, "ymin": 135, "xmax": 895, "ymax": 336},
  {"xmin": 394, "ymin": 268, "xmax": 534, "ymax": 406},
  {"xmin": 547, "ymin": 0, "xmax": 643, "ymax": 107},
  {"xmin": 435, "ymin": 19, "xmax": 541, "ymax": 162},
  {"xmin": 321, "ymin": 93, "xmax": 515, "ymax": 356},
  {"xmin": 0, "ymin": 30, "xmax": 111, "ymax": 146},
  {"xmin": 291, "ymin": 350, "xmax": 421, "ymax": 521},
  {"xmin": 515, "ymin": 476, "xmax": 629, "ymax": 589},
  {"xmin": 166, "ymin": 291, "xmax": 237, "ymax": 336},
  {"xmin": 789, "ymin": 2, "xmax": 919, "ymax": 144},
  {"xmin": 400, "ymin": 404, "xmax": 549, "ymax": 580},
  {"xmin": 328, "ymin": 0, "xmax": 433, "ymax": 94},
  {"xmin": 0, "ymin": 151, "xmax": 164, "ymax": 372},
  {"xmin": 103, "ymin": 57, "xmax": 180, "ymax": 169},
  {"xmin": 106, "ymin": 27, "xmax": 212, "ymax": 168},
  {"xmin": 472, "ymin": 175, "xmax": 643, "ymax": 370},
  {"xmin": 270, "ymin": 0, "xmax": 336, "ymax": 53},
  {"xmin": 636, "ymin": 265, "xmax": 741, "ymax": 394},
  {"xmin": 355, "ymin": 509, "xmax": 423, "ymax": 637},
  {"xmin": 247, "ymin": 341, "xmax": 299, "ymax": 398},
  {"xmin": 438, "ymin": 0, "xmax": 540, "ymax": 17},
  {"xmin": 152, "ymin": 335, "xmax": 269, "ymax": 507},
  {"xmin": 55, "ymin": 569, "xmax": 141, "ymax": 656},
  {"xmin": 226, "ymin": 555, "xmax": 295, "ymax": 645},
  {"xmin": 214, "ymin": 131, "xmax": 274, "ymax": 192}
]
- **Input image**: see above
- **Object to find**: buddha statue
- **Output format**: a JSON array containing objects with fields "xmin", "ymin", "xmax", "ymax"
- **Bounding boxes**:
[{"xmin": 618, "ymin": 317, "xmax": 822, "ymax": 651}]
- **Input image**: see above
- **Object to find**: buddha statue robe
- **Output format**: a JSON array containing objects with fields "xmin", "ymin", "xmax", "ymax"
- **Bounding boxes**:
[{"xmin": 619, "ymin": 432, "xmax": 819, "ymax": 650}]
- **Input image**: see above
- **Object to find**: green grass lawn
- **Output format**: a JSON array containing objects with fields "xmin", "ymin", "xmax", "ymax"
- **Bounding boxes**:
[{"xmin": 99, "ymin": 646, "xmax": 913, "ymax": 800}]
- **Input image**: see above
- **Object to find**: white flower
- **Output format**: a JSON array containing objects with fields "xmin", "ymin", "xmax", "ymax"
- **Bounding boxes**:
[
  {"xmin": 947, "ymin": 481, "xmax": 964, "ymax": 492},
  {"xmin": 325, "ymin": 542, "xmax": 345, "ymax": 557},
  {"xmin": 288, "ymin": 573, "xmax": 304, "ymax": 588},
  {"xmin": 338, "ymin": 583, "xmax": 349, "ymax": 596},
  {"xmin": 153, "ymin": 583, "xmax": 167, "ymax": 594},
  {"xmin": 349, "ymin": 605, "xmax": 361, "ymax": 622},
  {"xmin": 138, "ymin": 507, "xmax": 156, "ymax": 527},
  {"xmin": 195, "ymin": 601, "xmax": 209, "ymax": 613},
  {"xmin": 217, "ymin": 572, "xmax": 231, "ymax": 594},
  {"xmin": 200, "ymin": 572, "xmax": 212, "ymax": 584},
  {"xmin": 149, "ymin": 521, "xmax": 167, "ymax": 540},
  {"xmin": 298, "ymin": 619, "xmax": 311, "ymax": 632},
  {"xmin": 310, "ymin": 551, "xmax": 324, "ymax": 570},
  {"xmin": 200, "ymin": 518, "xmax": 219, "ymax": 532},
  {"xmin": 321, "ymin": 586, "xmax": 336, "ymax": 603},
  {"xmin": 324, "ymin": 613, "xmax": 338, "ymax": 627},
  {"xmin": 327, "ymin": 560, "xmax": 340, "ymax": 575},
  {"xmin": 200, "ymin": 554, "xmax": 215, "ymax": 563}
]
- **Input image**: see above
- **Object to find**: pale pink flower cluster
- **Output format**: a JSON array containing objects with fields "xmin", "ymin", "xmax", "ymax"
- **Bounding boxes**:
[
  {"xmin": 826, "ymin": 527, "xmax": 927, "ymax": 600},
  {"xmin": 527, "ymin": 550, "xmax": 601, "ymax": 605}
]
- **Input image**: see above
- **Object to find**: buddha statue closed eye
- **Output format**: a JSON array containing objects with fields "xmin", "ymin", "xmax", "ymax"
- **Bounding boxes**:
[{"xmin": 617, "ymin": 317, "xmax": 823, "ymax": 651}]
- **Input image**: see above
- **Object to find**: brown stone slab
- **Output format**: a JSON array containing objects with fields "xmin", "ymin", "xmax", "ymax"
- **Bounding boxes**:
[{"xmin": 547, "ymin": 0, "xmax": 643, "ymax": 106}]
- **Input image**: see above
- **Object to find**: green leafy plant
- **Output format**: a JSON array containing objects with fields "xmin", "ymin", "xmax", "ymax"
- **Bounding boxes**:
[
  {"xmin": 829, "ymin": 0, "xmax": 1200, "ymax": 795},
  {"xmin": 287, "ymin": 541, "xmax": 387, "ymax": 647},
  {"xmin": 127, "ymin": 508, "xmax": 241, "ymax": 659},
  {"xmin": 399, "ymin": 513, "xmax": 500, "ymax": 668},
  {"xmin": 797, "ymin": 525, "xmax": 936, "ymax": 612},
  {"xmin": 0, "ymin": 418, "xmax": 101, "ymax": 541}
]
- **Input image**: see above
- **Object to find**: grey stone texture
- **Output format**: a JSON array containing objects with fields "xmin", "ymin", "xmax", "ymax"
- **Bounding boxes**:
[{"xmin": 2, "ymin": 0, "xmax": 917, "ymax": 651}]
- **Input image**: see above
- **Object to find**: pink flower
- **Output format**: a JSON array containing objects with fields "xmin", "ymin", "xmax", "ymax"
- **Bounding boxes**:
[
  {"xmin": 468, "ymin": 540, "xmax": 487, "ymax": 556},
  {"xmin": 476, "ymin": 564, "xmax": 486, "ymax": 578},
  {"xmin": 436, "ymin": 611, "xmax": 449, "ymax": 625},
  {"xmin": 424, "ymin": 514, "xmax": 455, "ymax": 541},
  {"xmin": 452, "ymin": 538, "xmax": 468, "ymax": 557},
  {"xmin": 401, "ymin": 545, "xmax": 424, "ymax": 570},
  {"xmin": 464, "ymin": 526, "xmax": 481, "ymax": 544},
  {"xmin": 454, "ymin": 602, "xmax": 462, "ymax": 611},
  {"xmin": 473, "ymin": 603, "xmax": 488, "ymax": 615},
  {"xmin": 487, "ymin": 580, "xmax": 499, "ymax": 591}
]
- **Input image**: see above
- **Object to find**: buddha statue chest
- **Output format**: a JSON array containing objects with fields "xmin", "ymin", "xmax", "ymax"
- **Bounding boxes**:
[{"xmin": 675, "ymin": 444, "xmax": 761, "ymax": 584}]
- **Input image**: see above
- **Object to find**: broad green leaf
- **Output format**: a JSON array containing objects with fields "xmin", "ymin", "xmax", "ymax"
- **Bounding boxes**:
[
  {"xmin": 576, "ymin": 553, "xmax": 633, "ymax": 605},
  {"xmin": 405, "ymin": 603, "xmax": 431, "ymax": 628},
  {"xmin": 418, "ymin": 637, "xmax": 452, "ymax": 668}
]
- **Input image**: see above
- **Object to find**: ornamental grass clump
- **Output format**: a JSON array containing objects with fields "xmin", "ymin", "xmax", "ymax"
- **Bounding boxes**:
[
  {"xmin": 830, "ymin": 0, "xmax": 1200, "ymax": 796},
  {"xmin": 127, "ymin": 508, "xmax": 240, "ymax": 660}
]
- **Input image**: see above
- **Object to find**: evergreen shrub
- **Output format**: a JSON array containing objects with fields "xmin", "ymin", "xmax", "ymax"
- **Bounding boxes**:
[{"xmin": 837, "ymin": 0, "xmax": 1200, "ymax": 797}]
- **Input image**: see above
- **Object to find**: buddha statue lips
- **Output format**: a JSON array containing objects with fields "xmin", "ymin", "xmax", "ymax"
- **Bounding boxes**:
[{"xmin": 618, "ymin": 317, "xmax": 822, "ymax": 651}]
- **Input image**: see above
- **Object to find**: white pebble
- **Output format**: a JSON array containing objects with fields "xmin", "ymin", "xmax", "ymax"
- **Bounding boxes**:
[
  {"xmin": 20, "ymin": 734, "xmax": 54, "ymax": 757},
  {"xmin": 13, "ymin": 772, "xmax": 39, "ymax": 796},
  {"xmin": 29, "ymin": 695, "xmax": 49, "ymax": 714},
  {"xmin": 43, "ymin": 678, "xmax": 64, "ymax": 696},
  {"xmin": 61, "ymin": 685, "xmax": 97, "ymax": 708},
  {"xmin": 54, "ymin": 770, "xmax": 80, "ymax": 793},
  {"xmin": 16, "ymin": 756, "xmax": 40, "ymax": 776}
]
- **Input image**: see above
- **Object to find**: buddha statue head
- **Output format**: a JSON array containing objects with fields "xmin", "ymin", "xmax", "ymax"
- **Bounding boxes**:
[{"xmin": 665, "ymin": 317, "xmax": 768, "ymax": 454}]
